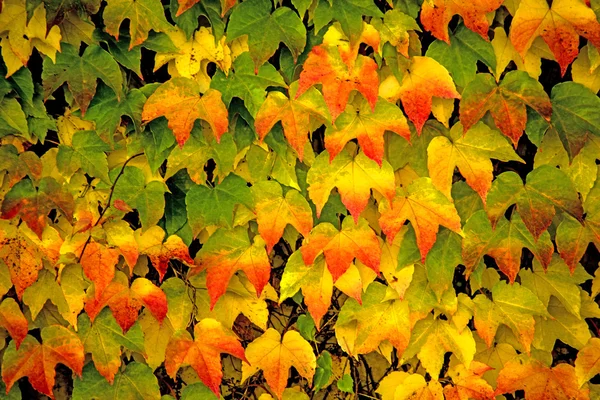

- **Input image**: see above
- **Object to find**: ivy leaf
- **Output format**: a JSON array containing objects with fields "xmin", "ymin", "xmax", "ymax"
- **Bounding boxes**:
[
  {"xmin": 509, "ymin": 0, "xmax": 600, "ymax": 75},
  {"xmin": 2, "ymin": 326, "xmax": 84, "ymax": 399},
  {"xmin": 575, "ymin": 338, "xmax": 600, "ymax": 387},
  {"xmin": 242, "ymin": 328, "xmax": 315, "ymax": 400},
  {"xmin": 165, "ymin": 318, "xmax": 246, "ymax": 396},
  {"xmin": 227, "ymin": 0, "xmax": 306, "ymax": 71},
  {"xmin": 419, "ymin": 0, "xmax": 503, "ymax": 43},
  {"xmin": 379, "ymin": 177, "xmax": 462, "ymax": 262},
  {"xmin": 443, "ymin": 361, "xmax": 495, "ymax": 400},
  {"xmin": 72, "ymin": 362, "xmax": 161, "ymax": 400},
  {"xmin": 372, "ymin": 9, "xmax": 421, "ymax": 58},
  {"xmin": 533, "ymin": 296, "xmax": 591, "ymax": 352},
  {"xmin": 377, "ymin": 371, "xmax": 444, "ymax": 399},
  {"xmin": 136, "ymin": 226, "xmax": 194, "ymax": 281},
  {"xmin": 42, "ymin": 43, "xmax": 123, "ymax": 116},
  {"xmin": 0, "ymin": 298, "xmax": 28, "ymax": 349},
  {"xmin": 313, "ymin": 0, "xmax": 382, "ymax": 43},
  {"xmin": 252, "ymin": 180, "xmax": 313, "ymax": 253},
  {"xmin": 486, "ymin": 166, "xmax": 584, "ymax": 239},
  {"xmin": 427, "ymin": 122, "xmax": 523, "ymax": 202},
  {"xmin": 194, "ymin": 226, "xmax": 271, "ymax": 308},
  {"xmin": 459, "ymin": 71, "xmax": 552, "ymax": 146},
  {"xmin": 297, "ymin": 44, "xmax": 379, "ymax": 121},
  {"xmin": 56, "ymin": 130, "xmax": 111, "ymax": 183},
  {"xmin": 176, "ymin": 0, "xmax": 236, "ymax": 17},
  {"xmin": 79, "ymin": 241, "xmax": 120, "ymax": 301},
  {"xmin": 77, "ymin": 309, "xmax": 145, "ymax": 383},
  {"xmin": 307, "ymin": 148, "xmax": 395, "ymax": 221},
  {"xmin": 102, "ymin": 0, "xmax": 172, "ymax": 49}
]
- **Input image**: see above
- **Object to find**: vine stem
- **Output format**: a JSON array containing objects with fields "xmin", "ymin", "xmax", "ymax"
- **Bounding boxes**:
[{"xmin": 77, "ymin": 153, "xmax": 144, "ymax": 263}]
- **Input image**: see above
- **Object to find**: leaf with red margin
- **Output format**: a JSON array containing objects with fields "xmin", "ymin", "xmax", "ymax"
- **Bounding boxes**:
[
  {"xmin": 325, "ymin": 97, "xmax": 410, "ymax": 166},
  {"xmin": 141, "ymin": 77, "xmax": 229, "ymax": 147},
  {"xmin": 301, "ymin": 217, "xmax": 380, "ymax": 282},
  {"xmin": 420, "ymin": 0, "xmax": 504, "ymax": 43},
  {"xmin": 79, "ymin": 241, "xmax": 120, "ymax": 301},
  {"xmin": 135, "ymin": 226, "xmax": 194, "ymax": 281},
  {"xmin": 296, "ymin": 44, "xmax": 379, "ymax": 121},
  {"xmin": 193, "ymin": 227, "xmax": 271, "ymax": 309},
  {"xmin": 251, "ymin": 180, "xmax": 313, "ymax": 253},
  {"xmin": 459, "ymin": 71, "xmax": 552, "ymax": 146},
  {"xmin": 495, "ymin": 358, "xmax": 589, "ymax": 400},
  {"xmin": 1, "ymin": 177, "xmax": 74, "ymax": 239},
  {"xmin": 307, "ymin": 146, "xmax": 395, "ymax": 221},
  {"xmin": 255, "ymin": 81, "xmax": 330, "ymax": 160},
  {"xmin": 85, "ymin": 273, "xmax": 168, "ymax": 332},
  {"xmin": 510, "ymin": 0, "xmax": 600, "ymax": 76},
  {"xmin": 0, "ymin": 298, "xmax": 28, "ymax": 349},
  {"xmin": 462, "ymin": 210, "xmax": 554, "ymax": 282},
  {"xmin": 393, "ymin": 56, "xmax": 460, "ymax": 133},
  {"xmin": 176, "ymin": 0, "xmax": 236, "ymax": 17},
  {"xmin": 165, "ymin": 318, "xmax": 246, "ymax": 396},
  {"xmin": 378, "ymin": 177, "xmax": 462, "ymax": 262},
  {"xmin": 2, "ymin": 326, "xmax": 84, "ymax": 399},
  {"xmin": 443, "ymin": 361, "xmax": 495, "ymax": 400}
]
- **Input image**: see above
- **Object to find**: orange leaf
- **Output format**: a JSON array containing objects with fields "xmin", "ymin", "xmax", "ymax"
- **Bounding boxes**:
[
  {"xmin": 510, "ymin": 0, "xmax": 600, "ymax": 75},
  {"xmin": 0, "ymin": 298, "xmax": 28, "ymax": 349},
  {"xmin": 301, "ymin": 218, "xmax": 380, "ymax": 282},
  {"xmin": 136, "ymin": 226, "xmax": 194, "ymax": 281},
  {"xmin": 2, "ymin": 326, "xmax": 84, "ymax": 399},
  {"xmin": 420, "ymin": 0, "xmax": 503, "ymax": 43},
  {"xmin": 443, "ymin": 361, "xmax": 495, "ymax": 400},
  {"xmin": 79, "ymin": 241, "xmax": 120, "ymax": 301},
  {"xmin": 141, "ymin": 77, "xmax": 229, "ymax": 146},
  {"xmin": 85, "ymin": 275, "xmax": 168, "ymax": 332},
  {"xmin": 296, "ymin": 45, "xmax": 378, "ymax": 121},
  {"xmin": 165, "ymin": 318, "xmax": 246, "ymax": 395}
]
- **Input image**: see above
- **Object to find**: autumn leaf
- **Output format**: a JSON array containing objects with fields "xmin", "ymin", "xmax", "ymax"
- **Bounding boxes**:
[
  {"xmin": 379, "ymin": 177, "xmax": 462, "ymax": 262},
  {"xmin": 136, "ymin": 226, "xmax": 194, "ymax": 280},
  {"xmin": 509, "ymin": 0, "xmax": 600, "ymax": 75},
  {"xmin": 575, "ymin": 338, "xmax": 600, "ymax": 387},
  {"xmin": 420, "ymin": 0, "xmax": 503, "ymax": 43},
  {"xmin": 307, "ymin": 147, "xmax": 395, "ymax": 221},
  {"xmin": 312, "ymin": 0, "xmax": 382, "ymax": 44},
  {"xmin": 194, "ymin": 226, "xmax": 271, "ymax": 308},
  {"xmin": 0, "ymin": 298, "xmax": 28, "ymax": 349},
  {"xmin": 377, "ymin": 371, "xmax": 444, "ymax": 400},
  {"xmin": 242, "ymin": 328, "xmax": 315, "ymax": 400},
  {"xmin": 372, "ymin": 10, "xmax": 421, "ymax": 58},
  {"xmin": 459, "ymin": 71, "xmax": 552, "ymax": 145},
  {"xmin": 443, "ymin": 361, "xmax": 495, "ymax": 400},
  {"xmin": 79, "ymin": 241, "xmax": 120, "ymax": 300},
  {"xmin": 142, "ymin": 78, "xmax": 229, "ymax": 146},
  {"xmin": 252, "ymin": 180, "xmax": 313, "ymax": 253},
  {"xmin": 2, "ymin": 326, "xmax": 84, "ymax": 399},
  {"xmin": 165, "ymin": 318, "xmax": 246, "ymax": 396}
]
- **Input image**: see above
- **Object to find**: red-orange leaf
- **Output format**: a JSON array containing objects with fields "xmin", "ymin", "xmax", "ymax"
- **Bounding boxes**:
[
  {"xmin": 85, "ymin": 275, "xmax": 168, "ymax": 332},
  {"xmin": 141, "ymin": 77, "xmax": 229, "ymax": 147},
  {"xmin": 2, "ymin": 326, "xmax": 84, "ymax": 399},
  {"xmin": 136, "ymin": 226, "xmax": 194, "ymax": 281},
  {"xmin": 165, "ymin": 318, "xmax": 246, "ymax": 396},
  {"xmin": 79, "ymin": 241, "xmax": 120, "ymax": 301},
  {"xmin": 296, "ymin": 45, "xmax": 378, "ymax": 121},
  {"xmin": 420, "ymin": 0, "xmax": 503, "ymax": 43},
  {"xmin": 510, "ymin": 0, "xmax": 600, "ymax": 75},
  {"xmin": 301, "ymin": 218, "xmax": 380, "ymax": 282},
  {"xmin": 0, "ymin": 298, "xmax": 28, "ymax": 349}
]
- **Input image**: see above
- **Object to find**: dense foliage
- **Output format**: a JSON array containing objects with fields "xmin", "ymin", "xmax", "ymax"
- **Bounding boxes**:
[{"xmin": 0, "ymin": 0, "xmax": 599, "ymax": 398}]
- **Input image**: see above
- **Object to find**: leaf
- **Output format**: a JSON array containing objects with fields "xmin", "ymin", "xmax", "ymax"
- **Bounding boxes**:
[
  {"xmin": 77, "ymin": 309, "xmax": 145, "ymax": 383},
  {"xmin": 576, "ymin": 338, "xmax": 600, "ymax": 387},
  {"xmin": 252, "ymin": 180, "xmax": 313, "ymax": 253},
  {"xmin": 42, "ymin": 43, "xmax": 123, "ymax": 116},
  {"xmin": 459, "ymin": 71, "xmax": 552, "ymax": 145},
  {"xmin": 377, "ymin": 371, "xmax": 444, "ymax": 400},
  {"xmin": 572, "ymin": 45, "xmax": 600, "ymax": 94},
  {"xmin": 372, "ymin": 9, "xmax": 421, "ymax": 58},
  {"xmin": 402, "ymin": 315, "xmax": 476, "ymax": 378},
  {"xmin": 443, "ymin": 361, "xmax": 495, "ymax": 400},
  {"xmin": 79, "ymin": 241, "xmax": 120, "ymax": 300},
  {"xmin": 300, "ymin": 217, "xmax": 380, "ymax": 282},
  {"xmin": 337, "ymin": 374, "xmax": 354, "ymax": 393},
  {"xmin": 533, "ymin": 296, "xmax": 591, "ymax": 352},
  {"xmin": 426, "ymin": 24, "xmax": 497, "ymax": 89},
  {"xmin": 379, "ymin": 177, "xmax": 462, "ymax": 262},
  {"xmin": 194, "ymin": 226, "xmax": 271, "ymax": 308},
  {"xmin": 56, "ymin": 130, "xmax": 111, "ymax": 183},
  {"xmin": 161, "ymin": 277, "xmax": 192, "ymax": 331},
  {"xmin": 227, "ymin": 0, "xmax": 306, "ymax": 71},
  {"xmin": 165, "ymin": 318, "xmax": 246, "ymax": 396},
  {"xmin": 186, "ymin": 173, "xmax": 252, "ymax": 235},
  {"xmin": 491, "ymin": 27, "xmax": 542, "ymax": 80},
  {"xmin": 242, "ymin": 328, "xmax": 315, "ymax": 400},
  {"xmin": 509, "ymin": 0, "xmax": 600, "ymax": 75},
  {"xmin": 255, "ymin": 81, "xmax": 330, "ymax": 160},
  {"xmin": 427, "ymin": 122, "xmax": 522, "ymax": 202},
  {"xmin": 335, "ymin": 282, "xmax": 411, "ymax": 356},
  {"xmin": 142, "ymin": 78, "xmax": 229, "ymax": 146},
  {"xmin": 462, "ymin": 210, "xmax": 553, "ymax": 282},
  {"xmin": 136, "ymin": 226, "xmax": 194, "ymax": 281},
  {"xmin": 103, "ymin": 0, "xmax": 172, "ymax": 49},
  {"xmin": 0, "ymin": 298, "xmax": 27, "ymax": 349},
  {"xmin": 1, "ymin": 177, "xmax": 74, "ymax": 238},
  {"xmin": 307, "ymin": 147, "xmax": 395, "ymax": 220},
  {"xmin": 72, "ymin": 362, "xmax": 161, "ymax": 400},
  {"xmin": 486, "ymin": 166, "xmax": 584, "ymax": 239},
  {"xmin": 495, "ymin": 358, "xmax": 589, "ymax": 400},
  {"xmin": 313, "ymin": 0, "xmax": 382, "ymax": 43},
  {"xmin": 420, "ymin": 0, "xmax": 503, "ymax": 43},
  {"xmin": 472, "ymin": 281, "xmax": 549, "ymax": 353},
  {"xmin": 296, "ymin": 44, "xmax": 379, "ymax": 121},
  {"xmin": 2, "ymin": 326, "xmax": 84, "ymax": 399}
]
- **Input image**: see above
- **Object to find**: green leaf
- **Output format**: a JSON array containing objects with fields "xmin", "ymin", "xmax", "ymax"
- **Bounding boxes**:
[
  {"xmin": 425, "ymin": 229, "xmax": 462, "ymax": 301},
  {"xmin": 297, "ymin": 314, "xmax": 316, "ymax": 341},
  {"xmin": 138, "ymin": 119, "xmax": 176, "ymax": 173},
  {"xmin": 0, "ymin": 97, "xmax": 28, "ymax": 137},
  {"xmin": 181, "ymin": 382, "xmax": 219, "ymax": 400},
  {"xmin": 313, "ymin": 0, "xmax": 382, "ymax": 41},
  {"xmin": 57, "ymin": 130, "xmax": 111, "ymax": 182},
  {"xmin": 314, "ymin": 351, "xmax": 332, "ymax": 392},
  {"xmin": 337, "ymin": 374, "xmax": 354, "ymax": 393},
  {"xmin": 161, "ymin": 277, "xmax": 193, "ymax": 331}
]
